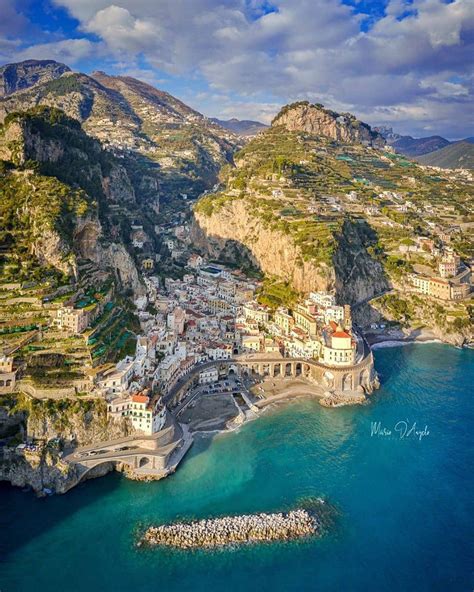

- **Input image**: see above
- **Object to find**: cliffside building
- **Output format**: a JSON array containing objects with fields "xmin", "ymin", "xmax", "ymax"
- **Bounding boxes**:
[
  {"xmin": 0, "ymin": 355, "xmax": 16, "ymax": 393},
  {"xmin": 108, "ymin": 392, "xmax": 166, "ymax": 436}
]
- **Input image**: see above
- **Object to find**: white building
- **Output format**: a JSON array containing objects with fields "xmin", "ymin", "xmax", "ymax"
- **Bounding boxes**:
[
  {"xmin": 309, "ymin": 291, "xmax": 336, "ymax": 308},
  {"xmin": 206, "ymin": 343, "xmax": 232, "ymax": 360},
  {"xmin": 199, "ymin": 367, "xmax": 218, "ymax": 384},
  {"xmin": 108, "ymin": 393, "xmax": 166, "ymax": 435},
  {"xmin": 323, "ymin": 305, "xmax": 345, "ymax": 324},
  {"xmin": 98, "ymin": 358, "xmax": 135, "ymax": 396},
  {"xmin": 323, "ymin": 328, "xmax": 355, "ymax": 366}
]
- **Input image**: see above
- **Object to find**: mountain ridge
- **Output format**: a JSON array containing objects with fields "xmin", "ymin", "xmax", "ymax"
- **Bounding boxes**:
[
  {"xmin": 0, "ymin": 59, "xmax": 240, "ymax": 207},
  {"xmin": 210, "ymin": 117, "xmax": 268, "ymax": 136},
  {"xmin": 416, "ymin": 141, "xmax": 474, "ymax": 169}
]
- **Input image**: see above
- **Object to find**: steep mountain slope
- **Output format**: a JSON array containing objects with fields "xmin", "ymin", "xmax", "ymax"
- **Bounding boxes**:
[
  {"xmin": 416, "ymin": 141, "xmax": 474, "ymax": 169},
  {"xmin": 0, "ymin": 106, "xmax": 141, "ymax": 292},
  {"xmin": 0, "ymin": 60, "xmax": 70, "ymax": 97},
  {"xmin": 0, "ymin": 60, "xmax": 240, "ymax": 206},
  {"xmin": 192, "ymin": 102, "xmax": 473, "ymax": 334},
  {"xmin": 210, "ymin": 118, "xmax": 268, "ymax": 136}
]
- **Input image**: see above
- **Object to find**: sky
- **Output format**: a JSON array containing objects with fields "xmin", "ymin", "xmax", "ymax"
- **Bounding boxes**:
[{"xmin": 1, "ymin": 0, "xmax": 473, "ymax": 139}]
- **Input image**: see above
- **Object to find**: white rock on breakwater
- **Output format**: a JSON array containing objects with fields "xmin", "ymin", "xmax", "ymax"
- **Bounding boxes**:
[{"xmin": 139, "ymin": 509, "xmax": 318, "ymax": 549}]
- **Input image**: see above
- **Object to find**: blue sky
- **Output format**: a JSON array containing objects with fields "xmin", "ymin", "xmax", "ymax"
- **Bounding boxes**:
[{"xmin": 1, "ymin": 0, "xmax": 473, "ymax": 138}]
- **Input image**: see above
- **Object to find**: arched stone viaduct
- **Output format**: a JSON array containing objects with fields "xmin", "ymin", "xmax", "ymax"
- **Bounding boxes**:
[{"xmin": 164, "ymin": 349, "xmax": 378, "ymax": 408}]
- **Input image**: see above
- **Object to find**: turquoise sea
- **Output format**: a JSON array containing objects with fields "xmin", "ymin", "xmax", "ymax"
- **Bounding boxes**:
[{"xmin": 1, "ymin": 343, "xmax": 473, "ymax": 591}]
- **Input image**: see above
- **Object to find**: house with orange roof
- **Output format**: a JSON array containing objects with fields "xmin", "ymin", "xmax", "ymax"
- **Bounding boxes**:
[{"xmin": 107, "ymin": 391, "xmax": 166, "ymax": 435}]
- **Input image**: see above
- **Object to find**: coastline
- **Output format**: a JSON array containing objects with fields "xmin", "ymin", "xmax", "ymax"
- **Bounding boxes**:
[{"xmin": 364, "ymin": 327, "xmax": 442, "ymax": 349}]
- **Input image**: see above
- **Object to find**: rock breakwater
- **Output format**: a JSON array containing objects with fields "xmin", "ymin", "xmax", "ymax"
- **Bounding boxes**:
[{"xmin": 139, "ymin": 509, "xmax": 318, "ymax": 549}]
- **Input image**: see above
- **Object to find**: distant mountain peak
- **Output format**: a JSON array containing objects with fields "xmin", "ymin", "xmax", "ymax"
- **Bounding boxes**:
[
  {"xmin": 0, "ymin": 59, "xmax": 70, "ymax": 97},
  {"xmin": 210, "ymin": 117, "xmax": 268, "ymax": 137}
]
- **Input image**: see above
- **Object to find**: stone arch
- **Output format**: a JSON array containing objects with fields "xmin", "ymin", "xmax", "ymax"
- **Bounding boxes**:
[
  {"xmin": 323, "ymin": 371, "xmax": 334, "ymax": 389},
  {"xmin": 295, "ymin": 362, "xmax": 302, "ymax": 376},
  {"xmin": 139, "ymin": 457, "xmax": 151, "ymax": 468},
  {"xmin": 0, "ymin": 380, "xmax": 4, "ymax": 387},
  {"xmin": 285, "ymin": 362, "xmax": 292, "ymax": 377},
  {"xmin": 303, "ymin": 364, "xmax": 311, "ymax": 378},
  {"xmin": 342, "ymin": 373, "xmax": 353, "ymax": 391},
  {"xmin": 273, "ymin": 364, "xmax": 281, "ymax": 377}
]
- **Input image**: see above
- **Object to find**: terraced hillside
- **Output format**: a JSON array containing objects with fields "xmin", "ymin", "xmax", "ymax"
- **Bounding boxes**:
[
  {"xmin": 193, "ymin": 102, "xmax": 474, "ymax": 341},
  {"xmin": 0, "ymin": 61, "xmax": 240, "ymax": 208},
  {"xmin": 0, "ymin": 107, "xmax": 143, "ymax": 394}
]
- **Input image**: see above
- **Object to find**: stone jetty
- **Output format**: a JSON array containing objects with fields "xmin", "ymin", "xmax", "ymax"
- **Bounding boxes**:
[{"xmin": 139, "ymin": 509, "xmax": 318, "ymax": 549}]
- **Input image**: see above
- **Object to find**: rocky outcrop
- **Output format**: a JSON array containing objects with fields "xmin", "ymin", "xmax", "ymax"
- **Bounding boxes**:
[
  {"xmin": 102, "ymin": 164, "xmax": 136, "ymax": 203},
  {"xmin": 193, "ymin": 202, "xmax": 388, "ymax": 303},
  {"xmin": 0, "ymin": 108, "xmax": 144, "ymax": 295},
  {"xmin": 0, "ymin": 59, "xmax": 70, "ymax": 97},
  {"xmin": 23, "ymin": 398, "xmax": 137, "ymax": 446},
  {"xmin": 193, "ymin": 199, "xmax": 331, "ymax": 292},
  {"xmin": 0, "ymin": 451, "xmax": 79, "ymax": 494},
  {"xmin": 102, "ymin": 243, "xmax": 145, "ymax": 296},
  {"xmin": 272, "ymin": 102, "xmax": 385, "ymax": 148},
  {"xmin": 73, "ymin": 217, "xmax": 144, "ymax": 296},
  {"xmin": 332, "ymin": 220, "xmax": 389, "ymax": 304}
]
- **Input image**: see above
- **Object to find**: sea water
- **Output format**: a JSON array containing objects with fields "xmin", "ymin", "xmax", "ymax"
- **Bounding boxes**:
[{"xmin": 1, "ymin": 343, "xmax": 473, "ymax": 592}]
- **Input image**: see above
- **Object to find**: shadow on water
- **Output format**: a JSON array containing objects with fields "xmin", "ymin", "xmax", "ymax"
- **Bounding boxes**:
[{"xmin": 0, "ymin": 471, "xmax": 122, "ymax": 560}]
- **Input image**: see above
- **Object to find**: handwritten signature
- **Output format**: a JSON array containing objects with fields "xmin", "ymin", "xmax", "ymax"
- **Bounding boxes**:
[{"xmin": 370, "ymin": 420, "xmax": 430, "ymax": 441}]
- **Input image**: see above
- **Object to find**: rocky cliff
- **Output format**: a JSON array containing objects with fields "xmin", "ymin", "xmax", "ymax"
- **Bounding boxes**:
[
  {"xmin": 20, "ymin": 396, "xmax": 136, "ymax": 445},
  {"xmin": 193, "ymin": 202, "xmax": 388, "ymax": 303},
  {"xmin": 272, "ymin": 102, "xmax": 385, "ymax": 148},
  {"xmin": 0, "ymin": 106, "xmax": 143, "ymax": 294},
  {"xmin": 0, "ymin": 395, "xmax": 135, "ymax": 494}
]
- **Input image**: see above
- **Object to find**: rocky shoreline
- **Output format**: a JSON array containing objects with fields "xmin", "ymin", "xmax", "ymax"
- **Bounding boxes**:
[
  {"xmin": 364, "ymin": 326, "xmax": 472, "ymax": 349},
  {"xmin": 138, "ymin": 508, "xmax": 318, "ymax": 549}
]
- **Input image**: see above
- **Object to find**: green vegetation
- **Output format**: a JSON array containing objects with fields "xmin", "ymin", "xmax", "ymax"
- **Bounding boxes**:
[{"xmin": 257, "ymin": 276, "xmax": 300, "ymax": 309}]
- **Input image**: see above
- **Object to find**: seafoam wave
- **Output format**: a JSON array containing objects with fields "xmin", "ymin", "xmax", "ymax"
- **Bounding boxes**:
[{"xmin": 371, "ymin": 339, "xmax": 441, "ymax": 350}]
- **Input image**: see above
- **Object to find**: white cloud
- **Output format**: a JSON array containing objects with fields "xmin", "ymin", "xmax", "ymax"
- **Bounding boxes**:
[
  {"xmin": 16, "ymin": 38, "xmax": 98, "ymax": 65},
  {"xmin": 5, "ymin": 0, "xmax": 473, "ymax": 137}
]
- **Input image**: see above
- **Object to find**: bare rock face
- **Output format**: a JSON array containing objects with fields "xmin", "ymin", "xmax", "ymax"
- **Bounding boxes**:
[
  {"xmin": 32, "ymin": 227, "xmax": 76, "ymax": 278},
  {"xmin": 102, "ymin": 243, "xmax": 145, "ymax": 297},
  {"xmin": 272, "ymin": 102, "xmax": 385, "ymax": 148},
  {"xmin": 193, "ymin": 203, "xmax": 388, "ymax": 302},
  {"xmin": 193, "ymin": 200, "xmax": 332, "ymax": 293},
  {"xmin": 102, "ymin": 164, "xmax": 136, "ymax": 203},
  {"xmin": 25, "ymin": 399, "xmax": 136, "ymax": 446},
  {"xmin": 0, "ymin": 59, "xmax": 70, "ymax": 97},
  {"xmin": 73, "ymin": 217, "xmax": 144, "ymax": 296}
]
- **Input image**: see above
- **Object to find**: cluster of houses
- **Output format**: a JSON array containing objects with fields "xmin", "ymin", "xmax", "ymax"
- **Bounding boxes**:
[
  {"xmin": 409, "ymin": 245, "xmax": 472, "ymax": 302},
  {"xmin": 238, "ymin": 292, "xmax": 358, "ymax": 366},
  {"xmin": 84, "ymin": 258, "xmax": 360, "ymax": 434}
]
